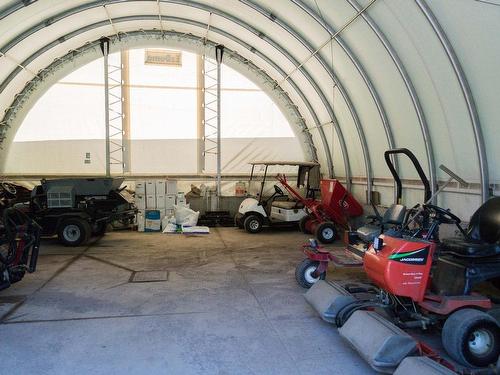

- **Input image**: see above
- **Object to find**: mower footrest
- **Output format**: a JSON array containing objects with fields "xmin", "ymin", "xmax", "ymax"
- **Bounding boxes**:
[
  {"xmin": 304, "ymin": 280, "xmax": 356, "ymax": 324},
  {"xmin": 339, "ymin": 310, "xmax": 418, "ymax": 374},
  {"xmin": 394, "ymin": 357, "xmax": 456, "ymax": 375}
]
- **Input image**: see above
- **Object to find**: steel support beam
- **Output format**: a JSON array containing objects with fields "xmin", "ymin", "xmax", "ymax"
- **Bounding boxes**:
[
  {"xmin": 100, "ymin": 38, "xmax": 111, "ymax": 177},
  {"xmin": 345, "ymin": 0, "xmax": 437, "ymax": 203},
  {"xmin": 415, "ymin": 0, "xmax": 489, "ymax": 202},
  {"xmin": 292, "ymin": 0, "xmax": 398, "ymax": 202},
  {"xmin": 240, "ymin": 0, "xmax": 372, "ymax": 199},
  {"xmin": 215, "ymin": 45, "xmax": 224, "ymax": 205},
  {"xmin": 121, "ymin": 49, "xmax": 131, "ymax": 173}
]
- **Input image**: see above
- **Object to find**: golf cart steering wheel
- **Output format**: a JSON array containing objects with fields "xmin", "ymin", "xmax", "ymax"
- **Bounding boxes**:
[
  {"xmin": 0, "ymin": 182, "xmax": 16, "ymax": 197},
  {"xmin": 273, "ymin": 184, "xmax": 284, "ymax": 196},
  {"xmin": 424, "ymin": 204, "xmax": 461, "ymax": 225}
]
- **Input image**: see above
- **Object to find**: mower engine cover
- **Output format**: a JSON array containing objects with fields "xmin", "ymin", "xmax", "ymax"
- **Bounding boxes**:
[
  {"xmin": 364, "ymin": 235, "xmax": 435, "ymax": 302},
  {"xmin": 467, "ymin": 196, "xmax": 500, "ymax": 244}
]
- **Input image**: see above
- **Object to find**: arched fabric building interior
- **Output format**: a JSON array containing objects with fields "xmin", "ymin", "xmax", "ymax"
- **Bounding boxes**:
[
  {"xmin": 1, "ymin": 1, "xmax": 499, "ymax": 374},
  {"xmin": 1, "ymin": 0, "xmax": 499, "ymax": 214}
]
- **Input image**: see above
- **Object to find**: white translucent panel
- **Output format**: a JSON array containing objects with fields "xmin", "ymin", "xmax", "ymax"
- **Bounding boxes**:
[
  {"xmin": 60, "ymin": 56, "xmax": 106, "ymax": 84},
  {"xmin": 14, "ymin": 83, "xmax": 104, "ymax": 141},
  {"xmin": 221, "ymin": 90, "xmax": 294, "ymax": 138},
  {"xmin": 130, "ymin": 87, "xmax": 197, "ymax": 140},
  {"xmin": 221, "ymin": 64, "xmax": 259, "ymax": 90}
]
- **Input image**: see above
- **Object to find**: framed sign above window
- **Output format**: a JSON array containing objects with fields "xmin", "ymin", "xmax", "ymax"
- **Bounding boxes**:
[{"xmin": 144, "ymin": 49, "xmax": 182, "ymax": 67}]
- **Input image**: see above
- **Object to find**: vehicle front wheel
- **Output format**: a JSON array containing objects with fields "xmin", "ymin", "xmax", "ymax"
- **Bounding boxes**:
[
  {"xmin": 295, "ymin": 258, "xmax": 325, "ymax": 288},
  {"xmin": 442, "ymin": 308, "xmax": 500, "ymax": 368},
  {"xmin": 243, "ymin": 214, "xmax": 263, "ymax": 234},
  {"xmin": 58, "ymin": 218, "xmax": 91, "ymax": 247},
  {"xmin": 315, "ymin": 222, "xmax": 337, "ymax": 244}
]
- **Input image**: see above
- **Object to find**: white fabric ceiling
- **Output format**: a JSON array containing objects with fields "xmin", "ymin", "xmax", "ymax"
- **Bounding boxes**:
[{"xmin": 0, "ymin": 0, "xmax": 498, "ymax": 205}]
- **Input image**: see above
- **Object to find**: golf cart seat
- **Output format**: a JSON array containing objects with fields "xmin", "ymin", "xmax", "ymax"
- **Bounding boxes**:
[
  {"xmin": 271, "ymin": 200, "xmax": 304, "ymax": 210},
  {"xmin": 356, "ymin": 204, "xmax": 407, "ymax": 243},
  {"xmin": 441, "ymin": 197, "xmax": 500, "ymax": 258}
]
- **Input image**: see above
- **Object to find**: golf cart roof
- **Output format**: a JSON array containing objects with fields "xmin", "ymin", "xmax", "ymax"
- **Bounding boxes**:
[{"xmin": 250, "ymin": 161, "xmax": 319, "ymax": 167}]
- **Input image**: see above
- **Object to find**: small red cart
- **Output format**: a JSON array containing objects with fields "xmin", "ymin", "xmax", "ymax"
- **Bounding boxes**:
[{"xmin": 277, "ymin": 175, "xmax": 363, "ymax": 243}]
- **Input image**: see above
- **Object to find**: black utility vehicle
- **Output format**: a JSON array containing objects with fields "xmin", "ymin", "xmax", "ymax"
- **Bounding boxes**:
[{"xmin": 25, "ymin": 178, "xmax": 136, "ymax": 246}]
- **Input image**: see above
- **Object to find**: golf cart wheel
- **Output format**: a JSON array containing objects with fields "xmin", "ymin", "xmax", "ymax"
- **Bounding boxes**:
[
  {"xmin": 442, "ymin": 308, "xmax": 500, "ymax": 367},
  {"xmin": 58, "ymin": 218, "xmax": 91, "ymax": 247},
  {"xmin": 299, "ymin": 216, "xmax": 311, "ymax": 234},
  {"xmin": 315, "ymin": 222, "xmax": 337, "ymax": 244},
  {"xmin": 243, "ymin": 214, "xmax": 263, "ymax": 234},
  {"xmin": 295, "ymin": 258, "xmax": 325, "ymax": 288}
]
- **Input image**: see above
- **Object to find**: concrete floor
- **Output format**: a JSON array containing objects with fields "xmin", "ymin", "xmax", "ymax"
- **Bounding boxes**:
[{"xmin": 0, "ymin": 228, "xmax": 375, "ymax": 375}]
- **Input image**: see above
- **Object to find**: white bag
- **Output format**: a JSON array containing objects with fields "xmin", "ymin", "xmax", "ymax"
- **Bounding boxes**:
[{"xmin": 173, "ymin": 205, "xmax": 200, "ymax": 226}]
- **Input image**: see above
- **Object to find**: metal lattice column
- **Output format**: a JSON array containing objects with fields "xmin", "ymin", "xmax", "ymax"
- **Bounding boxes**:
[
  {"xmin": 101, "ymin": 38, "xmax": 125, "ymax": 176},
  {"xmin": 202, "ymin": 55, "xmax": 218, "ymax": 171},
  {"xmin": 202, "ymin": 45, "xmax": 224, "ymax": 206}
]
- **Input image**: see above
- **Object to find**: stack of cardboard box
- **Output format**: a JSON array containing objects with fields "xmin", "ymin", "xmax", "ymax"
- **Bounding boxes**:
[{"xmin": 135, "ymin": 179, "xmax": 184, "ymax": 232}]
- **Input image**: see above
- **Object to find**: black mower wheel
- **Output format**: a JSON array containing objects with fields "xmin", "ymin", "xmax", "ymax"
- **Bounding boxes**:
[
  {"xmin": 295, "ymin": 258, "xmax": 325, "ymax": 288},
  {"xmin": 299, "ymin": 216, "xmax": 311, "ymax": 234},
  {"xmin": 243, "ymin": 214, "xmax": 263, "ymax": 234},
  {"xmin": 442, "ymin": 308, "xmax": 500, "ymax": 368},
  {"xmin": 315, "ymin": 222, "xmax": 337, "ymax": 244},
  {"xmin": 58, "ymin": 218, "xmax": 91, "ymax": 247}
]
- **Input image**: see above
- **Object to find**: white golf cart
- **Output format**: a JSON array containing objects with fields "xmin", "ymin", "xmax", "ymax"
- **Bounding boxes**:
[{"xmin": 234, "ymin": 161, "xmax": 320, "ymax": 233}]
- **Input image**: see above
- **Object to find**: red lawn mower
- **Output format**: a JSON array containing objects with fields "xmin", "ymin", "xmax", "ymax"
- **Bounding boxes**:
[
  {"xmin": 301, "ymin": 195, "xmax": 500, "ymax": 371},
  {"xmin": 0, "ymin": 207, "xmax": 41, "ymax": 291},
  {"xmin": 277, "ymin": 174, "xmax": 363, "ymax": 244}
]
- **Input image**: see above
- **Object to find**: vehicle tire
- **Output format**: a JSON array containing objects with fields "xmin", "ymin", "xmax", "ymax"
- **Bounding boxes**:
[
  {"xmin": 442, "ymin": 308, "xmax": 500, "ymax": 368},
  {"xmin": 58, "ymin": 218, "xmax": 91, "ymax": 247},
  {"xmin": 299, "ymin": 216, "xmax": 311, "ymax": 234},
  {"xmin": 315, "ymin": 222, "xmax": 337, "ymax": 244},
  {"xmin": 234, "ymin": 215, "xmax": 244, "ymax": 229},
  {"xmin": 295, "ymin": 258, "xmax": 325, "ymax": 288},
  {"xmin": 92, "ymin": 221, "xmax": 108, "ymax": 236},
  {"xmin": 243, "ymin": 214, "xmax": 263, "ymax": 234}
]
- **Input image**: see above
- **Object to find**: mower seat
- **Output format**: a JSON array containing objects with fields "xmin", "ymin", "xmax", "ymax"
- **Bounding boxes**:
[
  {"xmin": 441, "ymin": 197, "xmax": 500, "ymax": 258},
  {"xmin": 440, "ymin": 238, "xmax": 500, "ymax": 258},
  {"xmin": 356, "ymin": 204, "xmax": 406, "ymax": 243},
  {"xmin": 271, "ymin": 200, "xmax": 304, "ymax": 210}
]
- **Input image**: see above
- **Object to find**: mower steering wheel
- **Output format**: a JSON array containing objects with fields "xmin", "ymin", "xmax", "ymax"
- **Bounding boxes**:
[
  {"xmin": 0, "ymin": 182, "xmax": 17, "ymax": 197},
  {"xmin": 424, "ymin": 204, "xmax": 461, "ymax": 225},
  {"xmin": 274, "ymin": 184, "xmax": 285, "ymax": 196}
]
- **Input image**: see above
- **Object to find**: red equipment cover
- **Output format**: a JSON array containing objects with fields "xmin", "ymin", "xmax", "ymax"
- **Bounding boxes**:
[
  {"xmin": 320, "ymin": 179, "xmax": 363, "ymax": 218},
  {"xmin": 363, "ymin": 235, "xmax": 435, "ymax": 302}
]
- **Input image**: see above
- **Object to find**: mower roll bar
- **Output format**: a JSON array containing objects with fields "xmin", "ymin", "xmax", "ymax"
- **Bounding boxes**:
[{"xmin": 384, "ymin": 148, "xmax": 431, "ymax": 204}]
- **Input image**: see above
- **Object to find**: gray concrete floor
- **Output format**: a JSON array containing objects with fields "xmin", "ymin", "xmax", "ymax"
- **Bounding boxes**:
[{"xmin": 0, "ymin": 228, "xmax": 375, "ymax": 375}]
